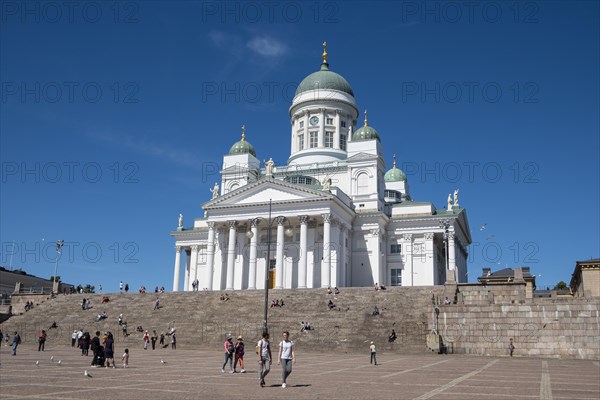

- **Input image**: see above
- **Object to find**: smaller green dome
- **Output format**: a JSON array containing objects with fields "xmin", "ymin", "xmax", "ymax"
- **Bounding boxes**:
[
  {"xmin": 384, "ymin": 157, "xmax": 407, "ymax": 182},
  {"xmin": 228, "ymin": 129, "xmax": 256, "ymax": 157},
  {"xmin": 352, "ymin": 110, "xmax": 380, "ymax": 142}
]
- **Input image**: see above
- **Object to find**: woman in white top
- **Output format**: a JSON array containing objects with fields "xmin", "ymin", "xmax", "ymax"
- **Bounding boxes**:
[{"xmin": 277, "ymin": 331, "xmax": 295, "ymax": 388}]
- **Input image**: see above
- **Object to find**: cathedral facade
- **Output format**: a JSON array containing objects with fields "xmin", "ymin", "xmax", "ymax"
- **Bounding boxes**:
[{"xmin": 171, "ymin": 45, "xmax": 472, "ymax": 291}]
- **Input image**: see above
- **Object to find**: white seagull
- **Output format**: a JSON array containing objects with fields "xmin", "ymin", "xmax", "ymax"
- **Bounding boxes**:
[
  {"xmin": 50, "ymin": 356, "xmax": 54, "ymax": 361},
  {"xmin": 84, "ymin": 370, "xmax": 92, "ymax": 377},
  {"xmin": 57, "ymin": 360, "xmax": 62, "ymax": 365},
  {"xmin": 36, "ymin": 361, "xmax": 39, "ymax": 366},
  {"xmin": 161, "ymin": 359, "xmax": 167, "ymax": 364}
]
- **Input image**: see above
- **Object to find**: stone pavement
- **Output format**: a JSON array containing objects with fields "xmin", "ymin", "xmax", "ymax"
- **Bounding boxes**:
[{"xmin": 1, "ymin": 344, "xmax": 598, "ymax": 400}]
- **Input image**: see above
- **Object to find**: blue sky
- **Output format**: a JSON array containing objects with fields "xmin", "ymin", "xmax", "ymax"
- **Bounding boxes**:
[{"xmin": 1, "ymin": 1, "xmax": 598, "ymax": 293}]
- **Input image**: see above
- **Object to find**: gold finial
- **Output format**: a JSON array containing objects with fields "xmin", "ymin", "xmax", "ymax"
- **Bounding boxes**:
[
  {"xmin": 393, "ymin": 154, "xmax": 397, "ymax": 168},
  {"xmin": 241, "ymin": 125, "xmax": 246, "ymax": 141},
  {"xmin": 364, "ymin": 110, "xmax": 368, "ymax": 127},
  {"xmin": 322, "ymin": 41, "xmax": 328, "ymax": 63}
]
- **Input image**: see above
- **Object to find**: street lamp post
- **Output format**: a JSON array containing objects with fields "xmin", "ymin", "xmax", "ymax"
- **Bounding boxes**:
[
  {"xmin": 262, "ymin": 200, "xmax": 273, "ymax": 336},
  {"xmin": 251, "ymin": 200, "xmax": 293, "ymax": 337},
  {"xmin": 53, "ymin": 240, "xmax": 64, "ymax": 294}
]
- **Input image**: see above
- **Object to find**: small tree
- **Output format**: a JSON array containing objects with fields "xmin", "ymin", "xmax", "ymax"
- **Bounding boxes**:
[
  {"xmin": 49, "ymin": 276, "xmax": 61, "ymax": 283},
  {"xmin": 553, "ymin": 281, "xmax": 568, "ymax": 290}
]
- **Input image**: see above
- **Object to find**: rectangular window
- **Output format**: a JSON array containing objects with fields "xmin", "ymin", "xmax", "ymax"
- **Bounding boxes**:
[
  {"xmin": 299, "ymin": 121, "xmax": 304, "ymax": 128},
  {"xmin": 326, "ymin": 118, "xmax": 333, "ymax": 125},
  {"xmin": 310, "ymin": 132, "xmax": 318, "ymax": 148},
  {"xmin": 340, "ymin": 134, "xmax": 347, "ymax": 151},
  {"xmin": 325, "ymin": 131, "xmax": 334, "ymax": 148},
  {"xmin": 391, "ymin": 268, "xmax": 402, "ymax": 286},
  {"xmin": 298, "ymin": 134, "xmax": 304, "ymax": 150},
  {"xmin": 341, "ymin": 121, "xmax": 346, "ymax": 128},
  {"xmin": 391, "ymin": 244, "xmax": 402, "ymax": 254}
]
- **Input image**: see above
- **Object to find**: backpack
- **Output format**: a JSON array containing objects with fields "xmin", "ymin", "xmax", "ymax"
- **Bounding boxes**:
[{"xmin": 256, "ymin": 339, "xmax": 268, "ymax": 355}]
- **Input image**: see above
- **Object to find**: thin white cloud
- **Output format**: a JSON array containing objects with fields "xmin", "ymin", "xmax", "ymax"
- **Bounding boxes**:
[
  {"xmin": 88, "ymin": 131, "xmax": 204, "ymax": 169},
  {"xmin": 246, "ymin": 36, "xmax": 288, "ymax": 58}
]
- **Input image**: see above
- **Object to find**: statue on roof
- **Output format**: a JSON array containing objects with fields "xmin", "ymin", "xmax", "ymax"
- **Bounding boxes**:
[
  {"xmin": 447, "ymin": 194, "xmax": 452, "ymax": 210},
  {"xmin": 211, "ymin": 182, "xmax": 219, "ymax": 199},
  {"xmin": 265, "ymin": 158, "xmax": 275, "ymax": 177},
  {"xmin": 178, "ymin": 213, "xmax": 183, "ymax": 228},
  {"xmin": 322, "ymin": 174, "xmax": 332, "ymax": 190},
  {"xmin": 453, "ymin": 189, "xmax": 459, "ymax": 207}
]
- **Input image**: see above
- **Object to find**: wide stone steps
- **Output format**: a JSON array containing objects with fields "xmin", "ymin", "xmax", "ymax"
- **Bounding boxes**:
[{"xmin": 0, "ymin": 286, "xmax": 443, "ymax": 353}]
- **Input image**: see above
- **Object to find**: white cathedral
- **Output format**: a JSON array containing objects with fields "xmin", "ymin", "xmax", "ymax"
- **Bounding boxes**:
[{"xmin": 171, "ymin": 44, "xmax": 472, "ymax": 292}]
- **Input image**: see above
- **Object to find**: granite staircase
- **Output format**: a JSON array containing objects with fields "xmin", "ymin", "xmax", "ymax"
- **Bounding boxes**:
[{"xmin": 0, "ymin": 286, "xmax": 444, "ymax": 354}]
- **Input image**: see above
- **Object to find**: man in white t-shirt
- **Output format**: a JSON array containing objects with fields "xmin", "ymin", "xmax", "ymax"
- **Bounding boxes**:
[
  {"xmin": 277, "ymin": 331, "xmax": 296, "ymax": 388},
  {"xmin": 370, "ymin": 341, "xmax": 378, "ymax": 365},
  {"xmin": 258, "ymin": 332, "xmax": 272, "ymax": 387}
]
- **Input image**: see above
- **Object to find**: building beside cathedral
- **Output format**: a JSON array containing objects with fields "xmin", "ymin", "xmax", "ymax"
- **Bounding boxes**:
[{"xmin": 171, "ymin": 44, "xmax": 472, "ymax": 292}]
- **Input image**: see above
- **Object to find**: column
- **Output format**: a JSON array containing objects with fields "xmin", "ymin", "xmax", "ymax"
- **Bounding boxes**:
[
  {"xmin": 334, "ymin": 110, "xmax": 341, "ymax": 149},
  {"xmin": 206, "ymin": 222, "xmax": 216, "ymax": 290},
  {"xmin": 341, "ymin": 225, "xmax": 348, "ymax": 286},
  {"xmin": 172, "ymin": 245, "xmax": 182, "ymax": 291},
  {"xmin": 448, "ymin": 230, "xmax": 457, "ymax": 283},
  {"xmin": 423, "ymin": 233, "xmax": 436, "ymax": 284},
  {"xmin": 226, "ymin": 221, "xmax": 237, "ymax": 290},
  {"xmin": 322, "ymin": 213, "xmax": 332, "ymax": 288},
  {"xmin": 248, "ymin": 218, "xmax": 259, "ymax": 290},
  {"xmin": 275, "ymin": 216, "xmax": 286, "ymax": 289},
  {"xmin": 330, "ymin": 220, "xmax": 339, "ymax": 287},
  {"xmin": 318, "ymin": 108, "xmax": 325, "ymax": 147},
  {"xmin": 184, "ymin": 248, "xmax": 191, "ymax": 291},
  {"xmin": 402, "ymin": 234, "xmax": 413, "ymax": 286},
  {"xmin": 189, "ymin": 245, "xmax": 199, "ymax": 291},
  {"xmin": 298, "ymin": 215, "xmax": 309, "ymax": 288}
]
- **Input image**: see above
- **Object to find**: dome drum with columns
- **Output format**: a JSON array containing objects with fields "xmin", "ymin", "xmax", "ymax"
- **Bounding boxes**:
[{"xmin": 171, "ymin": 43, "xmax": 472, "ymax": 291}]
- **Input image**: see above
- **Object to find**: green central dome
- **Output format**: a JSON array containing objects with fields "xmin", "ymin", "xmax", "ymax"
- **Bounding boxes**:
[
  {"xmin": 295, "ymin": 63, "xmax": 354, "ymax": 97},
  {"xmin": 295, "ymin": 42, "xmax": 354, "ymax": 97}
]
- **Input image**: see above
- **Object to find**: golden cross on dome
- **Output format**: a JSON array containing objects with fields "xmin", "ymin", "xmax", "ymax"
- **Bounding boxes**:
[
  {"xmin": 364, "ymin": 110, "xmax": 368, "ymax": 126},
  {"xmin": 393, "ymin": 154, "xmax": 397, "ymax": 168},
  {"xmin": 322, "ymin": 41, "xmax": 328, "ymax": 63},
  {"xmin": 241, "ymin": 125, "xmax": 246, "ymax": 141}
]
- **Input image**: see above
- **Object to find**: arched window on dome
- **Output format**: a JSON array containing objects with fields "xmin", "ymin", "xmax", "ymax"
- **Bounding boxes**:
[{"xmin": 356, "ymin": 172, "xmax": 369, "ymax": 194}]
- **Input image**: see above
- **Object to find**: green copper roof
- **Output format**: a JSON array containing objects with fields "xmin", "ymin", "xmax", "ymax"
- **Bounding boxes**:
[
  {"xmin": 385, "ymin": 167, "xmax": 407, "ymax": 182},
  {"xmin": 352, "ymin": 125, "xmax": 380, "ymax": 141},
  {"xmin": 352, "ymin": 110, "xmax": 380, "ymax": 141},
  {"xmin": 228, "ymin": 132, "xmax": 256, "ymax": 157},
  {"xmin": 385, "ymin": 157, "xmax": 406, "ymax": 182},
  {"xmin": 295, "ymin": 62, "xmax": 354, "ymax": 97}
]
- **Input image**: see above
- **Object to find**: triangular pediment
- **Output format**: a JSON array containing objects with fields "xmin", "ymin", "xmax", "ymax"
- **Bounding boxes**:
[
  {"xmin": 346, "ymin": 152, "xmax": 377, "ymax": 162},
  {"xmin": 204, "ymin": 179, "xmax": 332, "ymax": 208}
]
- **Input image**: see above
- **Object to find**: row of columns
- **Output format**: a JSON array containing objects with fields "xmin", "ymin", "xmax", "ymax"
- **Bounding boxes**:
[{"xmin": 173, "ymin": 213, "xmax": 344, "ymax": 291}]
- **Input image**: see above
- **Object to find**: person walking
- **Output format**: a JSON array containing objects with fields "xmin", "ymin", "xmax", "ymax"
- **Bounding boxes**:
[
  {"xmin": 103, "ymin": 332, "xmax": 115, "ymax": 368},
  {"xmin": 370, "ymin": 341, "xmax": 378, "ymax": 365},
  {"xmin": 509, "ymin": 338, "xmax": 516, "ymax": 357},
  {"xmin": 151, "ymin": 330, "xmax": 158, "ymax": 350},
  {"xmin": 257, "ymin": 332, "xmax": 272, "ymax": 387},
  {"xmin": 71, "ymin": 330, "xmax": 78, "ymax": 347},
  {"xmin": 221, "ymin": 337, "xmax": 235, "ymax": 373},
  {"xmin": 233, "ymin": 336, "xmax": 246, "ymax": 373},
  {"xmin": 143, "ymin": 331, "xmax": 150, "ymax": 350},
  {"xmin": 11, "ymin": 331, "xmax": 21, "ymax": 355},
  {"xmin": 38, "ymin": 330, "xmax": 47, "ymax": 351},
  {"xmin": 90, "ymin": 331, "xmax": 101, "ymax": 366},
  {"xmin": 171, "ymin": 333, "xmax": 176, "ymax": 349},
  {"xmin": 277, "ymin": 331, "xmax": 295, "ymax": 388}
]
